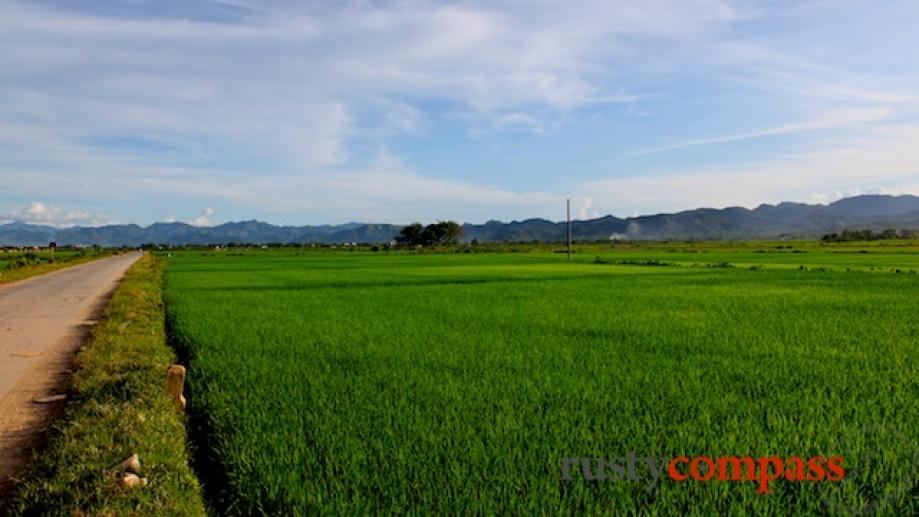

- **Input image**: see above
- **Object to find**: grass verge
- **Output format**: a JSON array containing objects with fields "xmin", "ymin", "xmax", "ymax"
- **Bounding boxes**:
[
  {"xmin": 4, "ymin": 253, "xmax": 206, "ymax": 516},
  {"xmin": 0, "ymin": 251, "xmax": 114, "ymax": 286}
]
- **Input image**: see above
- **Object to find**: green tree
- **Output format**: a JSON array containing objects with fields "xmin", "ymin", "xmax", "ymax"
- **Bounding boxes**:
[
  {"xmin": 395, "ymin": 223, "xmax": 424, "ymax": 245},
  {"xmin": 395, "ymin": 221, "xmax": 463, "ymax": 246}
]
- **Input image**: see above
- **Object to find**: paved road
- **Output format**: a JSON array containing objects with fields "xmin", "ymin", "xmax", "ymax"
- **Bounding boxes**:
[{"xmin": 0, "ymin": 252, "xmax": 141, "ymax": 493}]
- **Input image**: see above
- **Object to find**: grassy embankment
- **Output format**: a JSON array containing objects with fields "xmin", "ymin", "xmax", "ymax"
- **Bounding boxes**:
[
  {"xmin": 5, "ymin": 254, "xmax": 205, "ymax": 516},
  {"xmin": 0, "ymin": 250, "xmax": 114, "ymax": 285}
]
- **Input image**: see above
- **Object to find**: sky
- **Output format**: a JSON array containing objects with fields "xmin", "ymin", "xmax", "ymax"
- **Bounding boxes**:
[{"xmin": 1, "ymin": 0, "xmax": 919, "ymax": 227}]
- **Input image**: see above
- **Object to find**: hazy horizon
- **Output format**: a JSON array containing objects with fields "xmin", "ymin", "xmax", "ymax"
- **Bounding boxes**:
[{"xmin": 3, "ymin": 193, "xmax": 916, "ymax": 229}]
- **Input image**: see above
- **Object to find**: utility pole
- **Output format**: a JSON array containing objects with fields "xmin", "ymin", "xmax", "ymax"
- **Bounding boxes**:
[{"xmin": 567, "ymin": 198, "xmax": 572, "ymax": 262}]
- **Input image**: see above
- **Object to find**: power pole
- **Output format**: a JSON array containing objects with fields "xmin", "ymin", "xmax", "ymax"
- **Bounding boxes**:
[{"xmin": 567, "ymin": 198, "xmax": 572, "ymax": 262}]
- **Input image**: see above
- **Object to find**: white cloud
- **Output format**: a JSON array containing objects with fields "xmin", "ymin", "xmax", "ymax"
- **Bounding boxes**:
[
  {"xmin": 576, "ymin": 196, "xmax": 598, "ymax": 219},
  {"xmin": 190, "ymin": 207, "xmax": 216, "ymax": 227},
  {"xmin": 1, "ymin": 201, "xmax": 113, "ymax": 227}
]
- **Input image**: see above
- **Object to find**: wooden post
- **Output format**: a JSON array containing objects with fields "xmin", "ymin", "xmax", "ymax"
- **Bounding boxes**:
[
  {"xmin": 166, "ymin": 364, "xmax": 187, "ymax": 410},
  {"xmin": 567, "ymin": 198, "xmax": 572, "ymax": 262}
]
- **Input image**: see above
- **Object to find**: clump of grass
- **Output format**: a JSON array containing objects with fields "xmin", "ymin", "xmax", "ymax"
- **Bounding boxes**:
[
  {"xmin": 6, "ymin": 254, "xmax": 205, "ymax": 516},
  {"xmin": 618, "ymin": 258, "xmax": 677, "ymax": 267},
  {"xmin": 706, "ymin": 261, "xmax": 735, "ymax": 268},
  {"xmin": 593, "ymin": 256, "xmax": 677, "ymax": 267}
]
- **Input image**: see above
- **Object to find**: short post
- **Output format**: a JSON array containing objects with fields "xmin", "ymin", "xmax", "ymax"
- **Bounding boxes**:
[{"xmin": 166, "ymin": 364, "xmax": 187, "ymax": 410}]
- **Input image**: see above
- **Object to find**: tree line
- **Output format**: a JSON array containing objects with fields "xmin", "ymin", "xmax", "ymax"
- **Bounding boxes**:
[{"xmin": 821, "ymin": 228, "xmax": 916, "ymax": 242}]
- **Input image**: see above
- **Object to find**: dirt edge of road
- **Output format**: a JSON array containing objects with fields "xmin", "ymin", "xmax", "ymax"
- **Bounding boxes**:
[{"xmin": 0, "ymin": 292, "xmax": 115, "ymax": 497}]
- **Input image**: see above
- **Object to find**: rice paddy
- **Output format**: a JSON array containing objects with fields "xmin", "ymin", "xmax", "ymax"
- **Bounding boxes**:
[{"xmin": 162, "ymin": 242, "xmax": 919, "ymax": 514}]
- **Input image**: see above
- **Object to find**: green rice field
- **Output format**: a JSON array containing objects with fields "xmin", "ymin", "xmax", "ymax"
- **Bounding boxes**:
[{"xmin": 162, "ymin": 242, "xmax": 919, "ymax": 514}]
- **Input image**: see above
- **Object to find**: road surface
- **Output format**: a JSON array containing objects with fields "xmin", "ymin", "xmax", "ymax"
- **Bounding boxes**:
[{"xmin": 0, "ymin": 252, "xmax": 141, "ymax": 494}]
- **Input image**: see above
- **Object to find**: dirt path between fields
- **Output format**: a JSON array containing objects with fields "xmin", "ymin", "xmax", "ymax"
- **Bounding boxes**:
[{"xmin": 0, "ymin": 252, "xmax": 141, "ymax": 495}]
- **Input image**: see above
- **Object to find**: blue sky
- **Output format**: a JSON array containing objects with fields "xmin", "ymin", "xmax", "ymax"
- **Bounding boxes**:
[{"xmin": 1, "ymin": 0, "xmax": 918, "ymax": 227}]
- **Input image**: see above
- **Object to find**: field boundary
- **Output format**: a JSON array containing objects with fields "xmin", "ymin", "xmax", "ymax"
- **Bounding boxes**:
[
  {"xmin": 3, "ymin": 254, "xmax": 206, "ymax": 515},
  {"xmin": 165, "ymin": 309, "xmax": 238, "ymax": 514}
]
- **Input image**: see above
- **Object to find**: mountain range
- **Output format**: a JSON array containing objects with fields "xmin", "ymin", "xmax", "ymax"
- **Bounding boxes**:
[{"xmin": 2, "ymin": 194, "xmax": 919, "ymax": 247}]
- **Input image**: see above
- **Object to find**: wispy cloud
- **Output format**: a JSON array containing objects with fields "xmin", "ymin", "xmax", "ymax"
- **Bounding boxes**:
[
  {"xmin": 631, "ymin": 108, "xmax": 893, "ymax": 155},
  {"xmin": 583, "ymin": 124, "xmax": 919, "ymax": 216}
]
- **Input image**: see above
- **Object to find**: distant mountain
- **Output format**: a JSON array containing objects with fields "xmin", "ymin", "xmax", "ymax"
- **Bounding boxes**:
[
  {"xmin": 463, "ymin": 195, "xmax": 919, "ymax": 242},
  {"xmin": 0, "ymin": 219, "xmax": 405, "ymax": 247},
  {"xmin": 2, "ymin": 194, "xmax": 919, "ymax": 247}
]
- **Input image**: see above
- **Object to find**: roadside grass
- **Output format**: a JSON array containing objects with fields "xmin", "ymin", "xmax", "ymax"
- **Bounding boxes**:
[
  {"xmin": 4, "ymin": 253, "xmax": 205, "ymax": 516},
  {"xmin": 0, "ymin": 250, "xmax": 114, "ymax": 285}
]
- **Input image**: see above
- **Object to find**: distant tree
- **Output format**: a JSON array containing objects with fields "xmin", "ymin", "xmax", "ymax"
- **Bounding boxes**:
[
  {"xmin": 879, "ymin": 228, "xmax": 899, "ymax": 240},
  {"xmin": 395, "ymin": 221, "xmax": 463, "ymax": 246},
  {"xmin": 419, "ymin": 223, "xmax": 443, "ymax": 245},
  {"xmin": 443, "ymin": 221, "xmax": 463, "ymax": 244},
  {"xmin": 421, "ymin": 221, "xmax": 463, "ymax": 245},
  {"xmin": 396, "ymin": 223, "xmax": 424, "ymax": 245}
]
